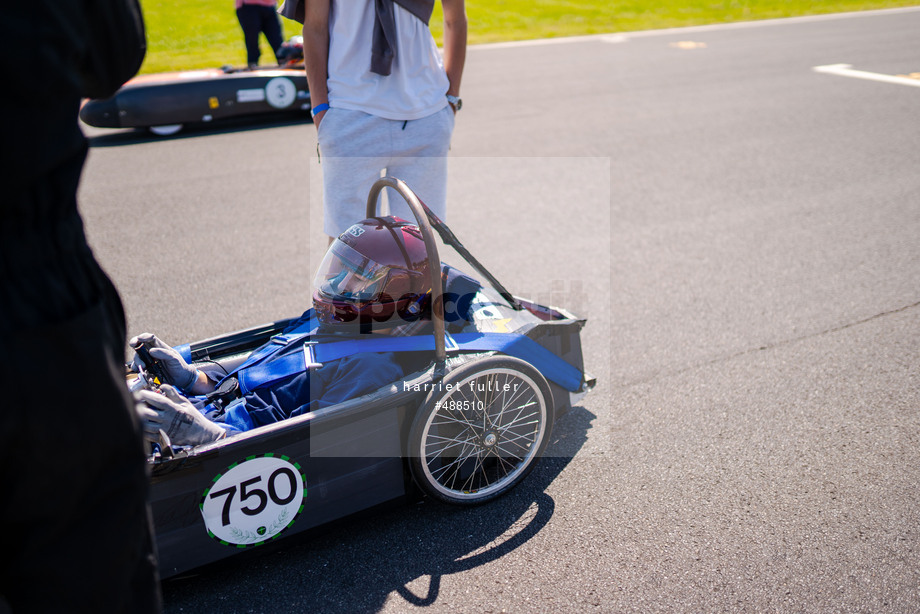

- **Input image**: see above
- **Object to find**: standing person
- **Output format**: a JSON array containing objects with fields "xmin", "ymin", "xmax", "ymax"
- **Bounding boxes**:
[
  {"xmin": 280, "ymin": 0, "xmax": 467, "ymax": 240},
  {"xmin": 237, "ymin": 0, "xmax": 285, "ymax": 67},
  {"xmin": 0, "ymin": 1, "xmax": 162, "ymax": 613}
]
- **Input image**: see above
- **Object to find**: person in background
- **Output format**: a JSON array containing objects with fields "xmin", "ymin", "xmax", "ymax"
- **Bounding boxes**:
[
  {"xmin": 279, "ymin": 0, "xmax": 467, "ymax": 241},
  {"xmin": 0, "ymin": 1, "xmax": 162, "ymax": 612},
  {"xmin": 237, "ymin": 0, "xmax": 285, "ymax": 67}
]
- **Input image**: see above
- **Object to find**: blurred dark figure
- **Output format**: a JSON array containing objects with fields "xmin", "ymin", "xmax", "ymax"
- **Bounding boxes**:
[
  {"xmin": 0, "ymin": 1, "xmax": 162, "ymax": 613},
  {"xmin": 236, "ymin": 0, "xmax": 284, "ymax": 67}
]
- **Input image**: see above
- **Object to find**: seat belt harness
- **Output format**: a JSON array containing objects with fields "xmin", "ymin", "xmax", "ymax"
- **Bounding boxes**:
[{"xmin": 236, "ymin": 332, "xmax": 585, "ymax": 394}]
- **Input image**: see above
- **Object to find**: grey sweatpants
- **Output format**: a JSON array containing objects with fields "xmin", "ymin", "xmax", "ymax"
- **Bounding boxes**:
[{"xmin": 316, "ymin": 106, "xmax": 455, "ymax": 237}]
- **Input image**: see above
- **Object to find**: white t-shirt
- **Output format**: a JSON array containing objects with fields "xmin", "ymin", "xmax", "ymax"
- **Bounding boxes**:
[{"xmin": 327, "ymin": 0, "xmax": 449, "ymax": 120}]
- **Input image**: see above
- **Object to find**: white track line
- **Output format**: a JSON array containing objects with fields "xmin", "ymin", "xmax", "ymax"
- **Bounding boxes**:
[
  {"xmin": 813, "ymin": 64, "xmax": 920, "ymax": 88},
  {"xmin": 472, "ymin": 6, "xmax": 920, "ymax": 50}
]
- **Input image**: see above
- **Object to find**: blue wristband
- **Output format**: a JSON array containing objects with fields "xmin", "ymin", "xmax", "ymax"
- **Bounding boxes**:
[{"xmin": 311, "ymin": 103, "xmax": 330, "ymax": 118}]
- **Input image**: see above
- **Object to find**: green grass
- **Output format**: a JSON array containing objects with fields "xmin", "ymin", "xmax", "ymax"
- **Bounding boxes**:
[{"xmin": 139, "ymin": 0, "xmax": 918, "ymax": 73}]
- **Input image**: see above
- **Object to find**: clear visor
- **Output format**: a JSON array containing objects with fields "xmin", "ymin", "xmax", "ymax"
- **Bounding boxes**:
[{"xmin": 313, "ymin": 241, "xmax": 391, "ymax": 302}]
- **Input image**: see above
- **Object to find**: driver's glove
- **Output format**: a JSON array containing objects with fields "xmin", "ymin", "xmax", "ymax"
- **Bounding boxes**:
[
  {"xmin": 129, "ymin": 333, "xmax": 199, "ymax": 391},
  {"xmin": 135, "ymin": 385, "xmax": 227, "ymax": 447}
]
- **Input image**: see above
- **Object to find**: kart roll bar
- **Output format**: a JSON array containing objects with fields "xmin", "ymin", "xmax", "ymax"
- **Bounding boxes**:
[
  {"xmin": 366, "ymin": 177, "xmax": 448, "ymax": 362},
  {"xmin": 415, "ymin": 198, "xmax": 524, "ymax": 314},
  {"xmin": 366, "ymin": 177, "xmax": 526, "ymax": 362}
]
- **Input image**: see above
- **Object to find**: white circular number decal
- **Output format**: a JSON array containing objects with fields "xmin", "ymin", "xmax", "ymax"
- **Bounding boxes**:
[
  {"xmin": 201, "ymin": 455, "xmax": 306, "ymax": 547},
  {"xmin": 265, "ymin": 77, "xmax": 296, "ymax": 109}
]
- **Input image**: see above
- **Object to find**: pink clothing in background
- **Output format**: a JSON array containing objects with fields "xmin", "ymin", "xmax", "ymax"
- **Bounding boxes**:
[{"xmin": 236, "ymin": 0, "xmax": 276, "ymax": 9}]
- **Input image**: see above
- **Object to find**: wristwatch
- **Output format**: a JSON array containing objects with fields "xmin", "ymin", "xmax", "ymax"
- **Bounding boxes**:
[{"xmin": 446, "ymin": 94, "xmax": 462, "ymax": 111}]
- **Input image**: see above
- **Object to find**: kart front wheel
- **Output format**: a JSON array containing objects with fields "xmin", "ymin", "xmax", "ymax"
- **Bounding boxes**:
[
  {"xmin": 408, "ymin": 356, "xmax": 553, "ymax": 506},
  {"xmin": 149, "ymin": 124, "xmax": 183, "ymax": 136}
]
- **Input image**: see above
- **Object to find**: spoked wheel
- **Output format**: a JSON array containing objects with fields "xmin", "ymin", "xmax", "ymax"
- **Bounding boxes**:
[{"xmin": 409, "ymin": 356, "xmax": 554, "ymax": 505}]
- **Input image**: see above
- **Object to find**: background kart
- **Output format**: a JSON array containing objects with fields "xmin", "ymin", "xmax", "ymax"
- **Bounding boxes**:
[
  {"xmin": 80, "ymin": 38, "xmax": 309, "ymax": 136},
  {"xmin": 141, "ymin": 179, "xmax": 595, "ymax": 579}
]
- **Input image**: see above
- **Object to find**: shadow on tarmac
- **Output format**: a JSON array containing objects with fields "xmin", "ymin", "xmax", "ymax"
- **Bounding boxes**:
[
  {"xmin": 161, "ymin": 405, "xmax": 595, "ymax": 613},
  {"xmin": 84, "ymin": 112, "xmax": 313, "ymax": 147}
]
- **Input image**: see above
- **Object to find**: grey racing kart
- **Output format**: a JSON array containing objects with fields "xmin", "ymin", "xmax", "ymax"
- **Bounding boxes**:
[
  {"xmin": 80, "ymin": 37, "xmax": 310, "ymax": 136},
  {"xmin": 133, "ymin": 178, "xmax": 594, "ymax": 578}
]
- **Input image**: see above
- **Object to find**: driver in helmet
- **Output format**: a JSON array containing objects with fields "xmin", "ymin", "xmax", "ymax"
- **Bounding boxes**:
[{"xmin": 133, "ymin": 216, "xmax": 480, "ymax": 447}]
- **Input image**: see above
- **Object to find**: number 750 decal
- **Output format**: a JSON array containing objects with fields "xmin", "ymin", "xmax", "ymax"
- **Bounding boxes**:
[{"xmin": 200, "ymin": 455, "xmax": 307, "ymax": 547}]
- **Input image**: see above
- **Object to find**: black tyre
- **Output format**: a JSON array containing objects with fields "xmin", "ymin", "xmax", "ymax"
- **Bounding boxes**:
[
  {"xmin": 148, "ymin": 124, "xmax": 183, "ymax": 136},
  {"xmin": 408, "ymin": 355, "xmax": 553, "ymax": 505}
]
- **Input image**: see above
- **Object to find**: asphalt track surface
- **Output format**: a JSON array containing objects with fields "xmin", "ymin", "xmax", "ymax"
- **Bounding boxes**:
[{"xmin": 78, "ymin": 8, "xmax": 920, "ymax": 613}]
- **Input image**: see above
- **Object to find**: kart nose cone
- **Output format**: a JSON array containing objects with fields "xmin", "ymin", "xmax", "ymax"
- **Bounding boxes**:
[{"xmin": 80, "ymin": 97, "xmax": 121, "ymax": 128}]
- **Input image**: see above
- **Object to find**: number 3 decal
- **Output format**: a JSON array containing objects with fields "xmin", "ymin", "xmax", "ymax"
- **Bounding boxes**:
[{"xmin": 201, "ymin": 455, "xmax": 306, "ymax": 547}]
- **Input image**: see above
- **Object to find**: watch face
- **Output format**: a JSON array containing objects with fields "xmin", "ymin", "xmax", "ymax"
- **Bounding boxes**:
[{"xmin": 447, "ymin": 95, "xmax": 462, "ymax": 110}]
